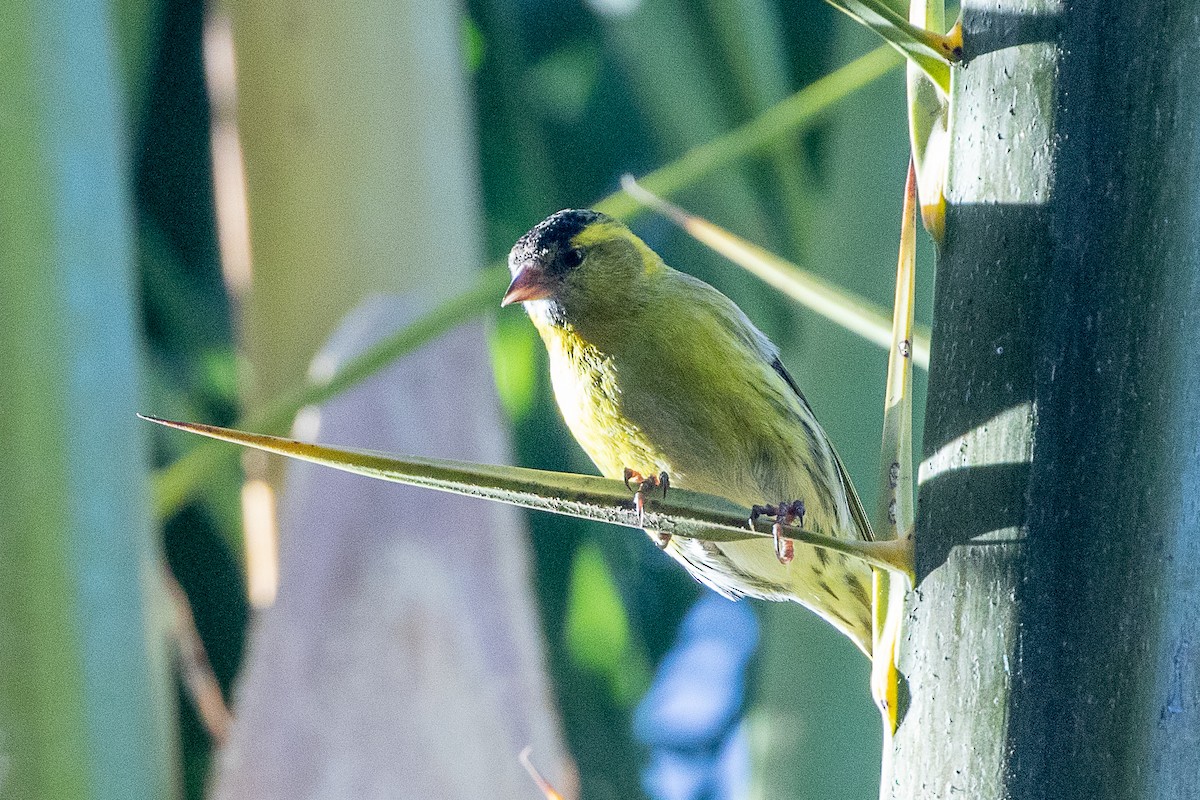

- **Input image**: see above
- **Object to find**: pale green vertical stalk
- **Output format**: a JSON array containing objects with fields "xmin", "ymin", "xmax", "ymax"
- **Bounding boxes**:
[
  {"xmin": 749, "ymin": 17, "xmax": 923, "ymax": 800},
  {"xmin": 0, "ymin": 1, "xmax": 174, "ymax": 798}
]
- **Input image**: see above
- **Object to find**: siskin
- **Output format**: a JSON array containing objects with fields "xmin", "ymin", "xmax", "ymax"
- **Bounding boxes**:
[{"xmin": 503, "ymin": 209, "xmax": 875, "ymax": 655}]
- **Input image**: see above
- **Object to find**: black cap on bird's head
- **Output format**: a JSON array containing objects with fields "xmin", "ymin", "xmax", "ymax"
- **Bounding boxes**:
[{"xmin": 502, "ymin": 209, "xmax": 608, "ymax": 307}]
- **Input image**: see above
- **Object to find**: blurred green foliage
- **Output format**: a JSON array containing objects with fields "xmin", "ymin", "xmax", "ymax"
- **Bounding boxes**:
[
  {"xmin": 565, "ymin": 542, "xmax": 653, "ymax": 706},
  {"xmin": 129, "ymin": 1, "xmax": 926, "ymax": 798}
]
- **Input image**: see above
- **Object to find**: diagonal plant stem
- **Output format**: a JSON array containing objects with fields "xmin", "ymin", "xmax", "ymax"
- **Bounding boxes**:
[
  {"xmin": 164, "ymin": 563, "xmax": 232, "ymax": 745},
  {"xmin": 594, "ymin": 46, "xmax": 901, "ymax": 220},
  {"xmin": 519, "ymin": 748, "xmax": 566, "ymax": 800},
  {"xmin": 621, "ymin": 176, "xmax": 932, "ymax": 369},
  {"xmin": 151, "ymin": 48, "xmax": 901, "ymax": 519},
  {"xmin": 151, "ymin": 272, "xmax": 509, "ymax": 518},
  {"xmin": 142, "ymin": 415, "xmax": 916, "ymax": 576}
]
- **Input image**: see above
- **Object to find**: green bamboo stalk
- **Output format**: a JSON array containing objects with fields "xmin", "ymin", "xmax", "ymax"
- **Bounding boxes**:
[
  {"xmin": 0, "ymin": 1, "xmax": 174, "ymax": 797},
  {"xmin": 896, "ymin": 2, "xmax": 1200, "ymax": 797}
]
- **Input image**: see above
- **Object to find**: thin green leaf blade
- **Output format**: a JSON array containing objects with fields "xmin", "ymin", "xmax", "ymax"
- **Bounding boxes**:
[
  {"xmin": 140, "ymin": 415, "xmax": 913, "ymax": 573},
  {"xmin": 143, "ymin": 414, "xmax": 748, "ymax": 538}
]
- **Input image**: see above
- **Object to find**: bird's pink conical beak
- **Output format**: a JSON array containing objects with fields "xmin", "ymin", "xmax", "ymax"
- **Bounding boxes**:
[{"xmin": 502, "ymin": 265, "xmax": 554, "ymax": 306}]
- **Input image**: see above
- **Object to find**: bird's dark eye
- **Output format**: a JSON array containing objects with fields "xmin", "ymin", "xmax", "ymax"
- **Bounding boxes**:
[{"xmin": 561, "ymin": 246, "xmax": 586, "ymax": 270}]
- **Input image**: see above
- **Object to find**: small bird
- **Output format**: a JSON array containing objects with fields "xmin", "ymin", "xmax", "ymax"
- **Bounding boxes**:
[{"xmin": 503, "ymin": 209, "xmax": 875, "ymax": 654}]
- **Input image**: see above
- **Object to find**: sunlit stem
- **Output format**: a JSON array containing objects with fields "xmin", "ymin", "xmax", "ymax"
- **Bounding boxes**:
[
  {"xmin": 871, "ymin": 162, "xmax": 919, "ymax": 787},
  {"xmin": 877, "ymin": 162, "xmax": 918, "ymax": 542},
  {"xmin": 621, "ymin": 175, "xmax": 931, "ymax": 370},
  {"xmin": 906, "ymin": 0, "xmax": 956, "ymax": 240},
  {"xmin": 519, "ymin": 748, "xmax": 565, "ymax": 800}
]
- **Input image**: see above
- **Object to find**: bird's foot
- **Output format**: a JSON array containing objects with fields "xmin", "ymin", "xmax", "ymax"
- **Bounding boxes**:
[
  {"xmin": 623, "ymin": 468, "xmax": 671, "ymax": 548},
  {"xmin": 749, "ymin": 500, "xmax": 805, "ymax": 564}
]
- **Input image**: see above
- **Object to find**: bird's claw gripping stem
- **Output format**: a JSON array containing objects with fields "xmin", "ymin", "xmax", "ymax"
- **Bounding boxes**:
[
  {"xmin": 749, "ymin": 500, "xmax": 805, "ymax": 564},
  {"xmin": 624, "ymin": 468, "xmax": 671, "ymax": 549}
]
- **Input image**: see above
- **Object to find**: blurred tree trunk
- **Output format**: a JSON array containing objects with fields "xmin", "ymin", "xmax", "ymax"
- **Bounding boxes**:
[
  {"xmin": 894, "ymin": 2, "xmax": 1200, "ymax": 797},
  {"xmin": 214, "ymin": 1, "xmax": 569, "ymax": 797},
  {"xmin": 0, "ymin": 1, "xmax": 175, "ymax": 798},
  {"xmin": 228, "ymin": 0, "xmax": 481, "ymax": 413},
  {"xmin": 210, "ymin": 303, "xmax": 570, "ymax": 800}
]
